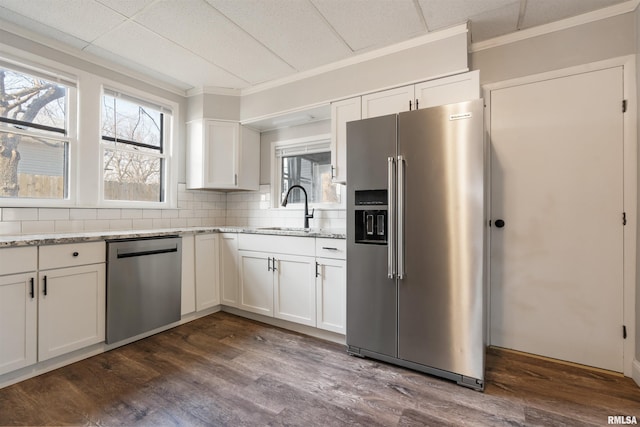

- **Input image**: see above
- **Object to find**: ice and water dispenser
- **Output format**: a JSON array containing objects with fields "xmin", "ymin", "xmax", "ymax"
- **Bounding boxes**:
[{"xmin": 354, "ymin": 190, "xmax": 387, "ymax": 244}]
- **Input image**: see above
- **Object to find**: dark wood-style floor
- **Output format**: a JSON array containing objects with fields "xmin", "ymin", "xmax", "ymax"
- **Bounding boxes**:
[{"xmin": 0, "ymin": 312, "xmax": 638, "ymax": 426}]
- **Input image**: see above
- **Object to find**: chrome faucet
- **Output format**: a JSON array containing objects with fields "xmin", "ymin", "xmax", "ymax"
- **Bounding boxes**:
[{"xmin": 281, "ymin": 185, "xmax": 314, "ymax": 229}]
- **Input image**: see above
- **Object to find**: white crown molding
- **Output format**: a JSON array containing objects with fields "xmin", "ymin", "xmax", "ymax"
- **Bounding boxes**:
[
  {"xmin": 470, "ymin": 0, "xmax": 640, "ymax": 53},
  {"xmin": 240, "ymin": 23, "xmax": 469, "ymax": 96},
  {"xmin": 0, "ymin": 18, "xmax": 189, "ymax": 97},
  {"xmin": 186, "ymin": 86, "xmax": 242, "ymax": 97}
]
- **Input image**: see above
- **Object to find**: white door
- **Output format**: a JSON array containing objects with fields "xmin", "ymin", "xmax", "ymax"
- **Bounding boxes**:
[
  {"xmin": 238, "ymin": 250, "xmax": 274, "ymax": 316},
  {"xmin": 490, "ymin": 66, "xmax": 624, "ymax": 372},
  {"xmin": 361, "ymin": 85, "xmax": 414, "ymax": 119},
  {"xmin": 205, "ymin": 120, "xmax": 238, "ymax": 187},
  {"xmin": 0, "ymin": 273, "xmax": 37, "ymax": 375},
  {"xmin": 38, "ymin": 264, "xmax": 106, "ymax": 361},
  {"xmin": 316, "ymin": 258, "xmax": 346, "ymax": 334},
  {"xmin": 273, "ymin": 255, "xmax": 316, "ymax": 327},
  {"xmin": 220, "ymin": 233, "xmax": 239, "ymax": 307},
  {"xmin": 414, "ymin": 70, "xmax": 479, "ymax": 109}
]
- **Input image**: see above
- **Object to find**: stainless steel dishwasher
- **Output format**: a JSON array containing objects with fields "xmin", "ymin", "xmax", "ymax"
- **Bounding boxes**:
[{"xmin": 106, "ymin": 236, "xmax": 182, "ymax": 344}]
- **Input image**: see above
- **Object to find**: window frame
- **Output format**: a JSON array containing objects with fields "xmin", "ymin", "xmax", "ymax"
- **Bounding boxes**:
[
  {"xmin": 270, "ymin": 134, "xmax": 344, "ymax": 210},
  {"xmin": 0, "ymin": 58, "xmax": 77, "ymax": 207},
  {"xmin": 98, "ymin": 86, "xmax": 176, "ymax": 209}
]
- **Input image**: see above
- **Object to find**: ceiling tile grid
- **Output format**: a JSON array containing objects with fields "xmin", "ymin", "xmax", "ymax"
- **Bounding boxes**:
[{"xmin": 0, "ymin": 0, "xmax": 634, "ymax": 92}]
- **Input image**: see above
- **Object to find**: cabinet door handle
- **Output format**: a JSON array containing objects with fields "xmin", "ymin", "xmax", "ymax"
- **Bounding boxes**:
[
  {"xmin": 234, "ymin": 174, "xmax": 238, "ymax": 186},
  {"xmin": 30, "ymin": 277, "xmax": 34, "ymax": 299},
  {"xmin": 43, "ymin": 275, "xmax": 47, "ymax": 296},
  {"xmin": 331, "ymin": 165, "xmax": 335, "ymax": 180},
  {"xmin": 409, "ymin": 100, "xmax": 412, "ymax": 110},
  {"xmin": 272, "ymin": 258, "xmax": 277, "ymax": 271},
  {"xmin": 415, "ymin": 98, "xmax": 419, "ymax": 109},
  {"xmin": 267, "ymin": 257, "xmax": 272, "ymax": 271},
  {"xmin": 315, "ymin": 262, "xmax": 320, "ymax": 278}
]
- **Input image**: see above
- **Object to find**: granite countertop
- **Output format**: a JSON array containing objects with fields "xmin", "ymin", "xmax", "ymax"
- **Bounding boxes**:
[{"xmin": 0, "ymin": 226, "xmax": 346, "ymax": 247}]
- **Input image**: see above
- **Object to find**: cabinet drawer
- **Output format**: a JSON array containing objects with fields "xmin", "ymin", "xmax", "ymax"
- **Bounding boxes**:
[
  {"xmin": 315, "ymin": 238, "xmax": 346, "ymax": 259},
  {"xmin": 238, "ymin": 234, "xmax": 314, "ymax": 257},
  {"xmin": 39, "ymin": 241, "xmax": 106, "ymax": 270},
  {"xmin": 0, "ymin": 246, "xmax": 37, "ymax": 275}
]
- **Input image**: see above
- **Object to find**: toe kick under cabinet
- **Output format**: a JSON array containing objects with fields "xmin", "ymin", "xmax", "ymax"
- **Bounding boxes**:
[{"xmin": 0, "ymin": 242, "xmax": 106, "ymax": 376}]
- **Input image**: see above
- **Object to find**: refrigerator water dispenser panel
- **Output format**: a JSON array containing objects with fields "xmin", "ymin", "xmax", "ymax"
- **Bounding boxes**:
[{"xmin": 355, "ymin": 210, "xmax": 387, "ymax": 244}]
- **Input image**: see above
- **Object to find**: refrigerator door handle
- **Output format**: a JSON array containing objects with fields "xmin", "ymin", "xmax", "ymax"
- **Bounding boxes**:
[
  {"xmin": 397, "ymin": 155, "xmax": 405, "ymax": 279},
  {"xmin": 387, "ymin": 156, "xmax": 396, "ymax": 279}
]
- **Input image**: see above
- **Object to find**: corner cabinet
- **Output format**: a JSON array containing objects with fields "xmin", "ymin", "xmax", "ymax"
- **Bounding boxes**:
[
  {"xmin": 195, "ymin": 233, "xmax": 220, "ymax": 311},
  {"xmin": 187, "ymin": 119, "xmax": 260, "ymax": 191}
]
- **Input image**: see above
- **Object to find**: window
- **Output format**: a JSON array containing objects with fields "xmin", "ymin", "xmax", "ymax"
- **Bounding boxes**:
[
  {"xmin": 101, "ymin": 90, "xmax": 169, "ymax": 203},
  {"xmin": 273, "ymin": 137, "xmax": 342, "ymax": 207},
  {"xmin": 0, "ymin": 65, "xmax": 72, "ymax": 200}
]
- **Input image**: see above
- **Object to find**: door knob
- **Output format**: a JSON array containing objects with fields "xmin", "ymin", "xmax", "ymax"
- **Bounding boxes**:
[{"xmin": 494, "ymin": 219, "xmax": 505, "ymax": 228}]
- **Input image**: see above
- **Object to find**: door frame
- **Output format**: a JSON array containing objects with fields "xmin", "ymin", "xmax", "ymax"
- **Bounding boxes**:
[{"xmin": 482, "ymin": 55, "xmax": 637, "ymax": 378}]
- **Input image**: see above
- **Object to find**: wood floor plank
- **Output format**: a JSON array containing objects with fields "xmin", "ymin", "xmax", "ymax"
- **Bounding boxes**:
[{"xmin": 0, "ymin": 312, "xmax": 638, "ymax": 426}]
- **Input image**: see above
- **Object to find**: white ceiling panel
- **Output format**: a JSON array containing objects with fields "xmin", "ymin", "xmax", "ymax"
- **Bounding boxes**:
[
  {"xmin": 521, "ymin": 0, "xmax": 626, "ymax": 29},
  {"xmin": 90, "ymin": 21, "xmax": 248, "ymax": 89},
  {"xmin": 312, "ymin": 0, "xmax": 426, "ymax": 52},
  {"xmin": 0, "ymin": 0, "xmax": 126, "ymax": 43},
  {"xmin": 95, "ymin": 0, "xmax": 157, "ymax": 18},
  {"xmin": 466, "ymin": 1, "xmax": 522, "ymax": 42},
  {"xmin": 419, "ymin": 0, "xmax": 519, "ymax": 31},
  {"xmin": 207, "ymin": 0, "xmax": 352, "ymax": 71},
  {"xmin": 135, "ymin": 0, "xmax": 293, "ymax": 84}
]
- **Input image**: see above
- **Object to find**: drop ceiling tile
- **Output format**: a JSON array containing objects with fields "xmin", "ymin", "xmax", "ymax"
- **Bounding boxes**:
[
  {"xmin": 90, "ymin": 21, "xmax": 248, "ymax": 90},
  {"xmin": 0, "ymin": 10, "xmax": 90, "ymax": 50},
  {"xmin": 208, "ymin": 0, "xmax": 352, "ymax": 71},
  {"xmin": 134, "ymin": 0, "xmax": 293, "ymax": 85},
  {"xmin": 95, "ymin": 0, "xmax": 156, "ymax": 17},
  {"xmin": 311, "ymin": 0, "xmax": 426, "ymax": 52},
  {"xmin": 0, "ymin": 0, "xmax": 126, "ymax": 42},
  {"xmin": 468, "ymin": 2, "xmax": 521, "ymax": 42},
  {"xmin": 418, "ymin": 0, "xmax": 518, "ymax": 31},
  {"xmin": 521, "ymin": 0, "xmax": 627, "ymax": 29}
]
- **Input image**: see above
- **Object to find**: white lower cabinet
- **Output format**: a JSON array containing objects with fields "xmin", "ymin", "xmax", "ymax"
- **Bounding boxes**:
[
  {"xmin": 238, "ymin": 251, "xmax": 274, "ymax": 316},
  {"xmin": 219, "ymin": 233, "xmax": 239, "ymax": 307},
  {"xmin": 274, "ymin": 255, "xmax": 316, "ymax": 327},
  {"xmin": 181, "ymin": 234, "xmax": 196, "ymax": 315},
  {"xmin": 315, "ymin": 258, "xmax": 346, "ymax": 334},
  {"xmin": 37, "ymin": 263, "xmax": 106, "ymax": 361},
  {"xmin": 195, "ymin": 233, "xmax": 220, "ymax": 311},
  {"xmin": 0, "ymin": 272, "xmax": 37, "ymax": 375}
]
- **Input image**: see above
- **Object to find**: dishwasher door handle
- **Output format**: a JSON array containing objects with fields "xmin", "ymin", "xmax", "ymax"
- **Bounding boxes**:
[{"xmin": 117, "ymin": 246, "xmax": 178, "ymax": 259}]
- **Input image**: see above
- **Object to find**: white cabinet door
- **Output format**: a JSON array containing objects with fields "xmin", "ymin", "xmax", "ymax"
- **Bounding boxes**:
[
  {"xmin": 180, "ymin": 234, "xmax": 196, "ymax": 315},
  {"xmin": 38, "ymin": 264, "xmax": 106, "ymax": 361},
  {"xmin": 315, "ymin": 258, "xmax": 346, "ymax": 334},
  {"xmin": 330, "ymin": 97, "xmax": 361, "ymax": 184},
  {"xmin": 273, "ymin": 255, "xmax": 316, "ymax": 327},
  {"xmin": 187, "ymin": 120, "xmax": 259, "ymax": 190},
  {"xmin": 414, "ymin": 70, "xmax": 480, "ymax": 109},
  {"xmin": 238, "ymin": 250, "xmax": 273, "ymax": 316},
  {"xmin": 0, "ymin": 273, "xmax": 37, "ymax": 375},
  {"xmin": 220, "ymin": 233, "xmax": 239, "ymax": 307},
  {"xmin": 205, "ymin": 120, "xmax": 238, "ymax": 188},
  {"xmin": 195, "ymin": 234, "xmax": 220, "ymax": 311},
  {"xmin": 361, "ymin": 85, "xmax": 413, "ymax": 119}
]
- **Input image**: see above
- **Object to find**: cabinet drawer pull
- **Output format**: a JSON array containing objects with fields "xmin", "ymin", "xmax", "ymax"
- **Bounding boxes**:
[
  {"xmin": 72, "ymin": 251, "xmax": 79, "ymax": 257},
  {"xmin": 272, "ymin": 258, "xmax": 277, "ymax": 272},
  {"xmin": 322, "ymin": 247, "xmax": 339, "ymax": 251},
  {"xmin": 315, "ymin": 262, "xmax": 320, "ymax": 278},
  {"xmin": 30, "ymin": 277, "xmax": 34, "ymax": 299},
  {"xmin": 43, "ymin": 276, "xmax": 47, "ymax": 296},
  {"xmin": 267, "ymin": 257, "xmax": 272, "ymax": 271}
]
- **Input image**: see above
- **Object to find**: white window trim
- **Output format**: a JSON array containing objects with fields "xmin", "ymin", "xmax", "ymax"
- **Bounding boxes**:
[
  {"xmin": 0, "ymin": 61, "xmax": 77, "ymax": 208},
  {"xmin": 270, "ymin": 133, "xmax": 344, "ymax": 210},
  {"xmin": 97, "ymin": 83, "xmax": 178, "ymax": 209}
]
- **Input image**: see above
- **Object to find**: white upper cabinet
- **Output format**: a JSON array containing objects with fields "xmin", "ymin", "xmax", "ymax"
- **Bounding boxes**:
[
  {"xmin": 330, "ymin": 96, "xmax": 361, "ymax": 184},
  {"xmin": 361, "ymin": 85, "xmax": 414, "ymax": 119},
  {"xmin": 413, "ymin": 70, "xmax": 480, "ymax": 109},
  {"xmin": 187, "ymin": 120, "xmax": 259, "ymax": 191},
  {"xmin": 361, "ymin": 71, "xmax": 480, "ymax": 120}
]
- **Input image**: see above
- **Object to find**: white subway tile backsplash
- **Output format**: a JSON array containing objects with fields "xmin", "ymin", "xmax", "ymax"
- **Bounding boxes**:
[
  {"xmin": 70, "ymin": 208, "xmax": 97, "ymax": 220},
  {"xmin": 121, "ymin": 209, "xmax": 143, "ymax": 219},
  {"xmin": 142, "ymin": 209, "xmax": 162, "ymax": 219},
  {"xmin": 22, "ymin": 220, "xmax": 54, "ymax": 234},
  {"xmin": 0, "ymin": 221, "xmax": 21, "ymax": 235},
  {"xmin": 109, "ymin": 219, "xmax": 132, "ymax": 230},
  {"xmin": 4, "ymin": 208, "xmax": 38, "ymax": 221},
  {"xmin": 152, "ymin": 218, "xmax": 171, "ymax": 229},
  {"xmin": 132, "ymin": 219, "xmax": 154, "ymax": 230},
  {"xmin": 97, "ymin": 209, "xmax": 121, "ymax": 220},
  {"xmin": 54, "ymin": 220, "xmax": 84, "ymax": 233},
  {"xmin": 39, "ymin": 208, "xmax": 70, "ymax": 221}
]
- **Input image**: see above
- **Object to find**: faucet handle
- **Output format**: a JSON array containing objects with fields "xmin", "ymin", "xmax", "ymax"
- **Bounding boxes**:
[{"xmin": 306, "ymin": 208, "xmax": 315, "ymax": 219}]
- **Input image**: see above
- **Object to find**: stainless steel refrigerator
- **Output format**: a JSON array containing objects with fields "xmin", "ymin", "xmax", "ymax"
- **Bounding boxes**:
[{"xmin": 346, "ymin": 99, "xmax": 485, "ymax": 390}]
